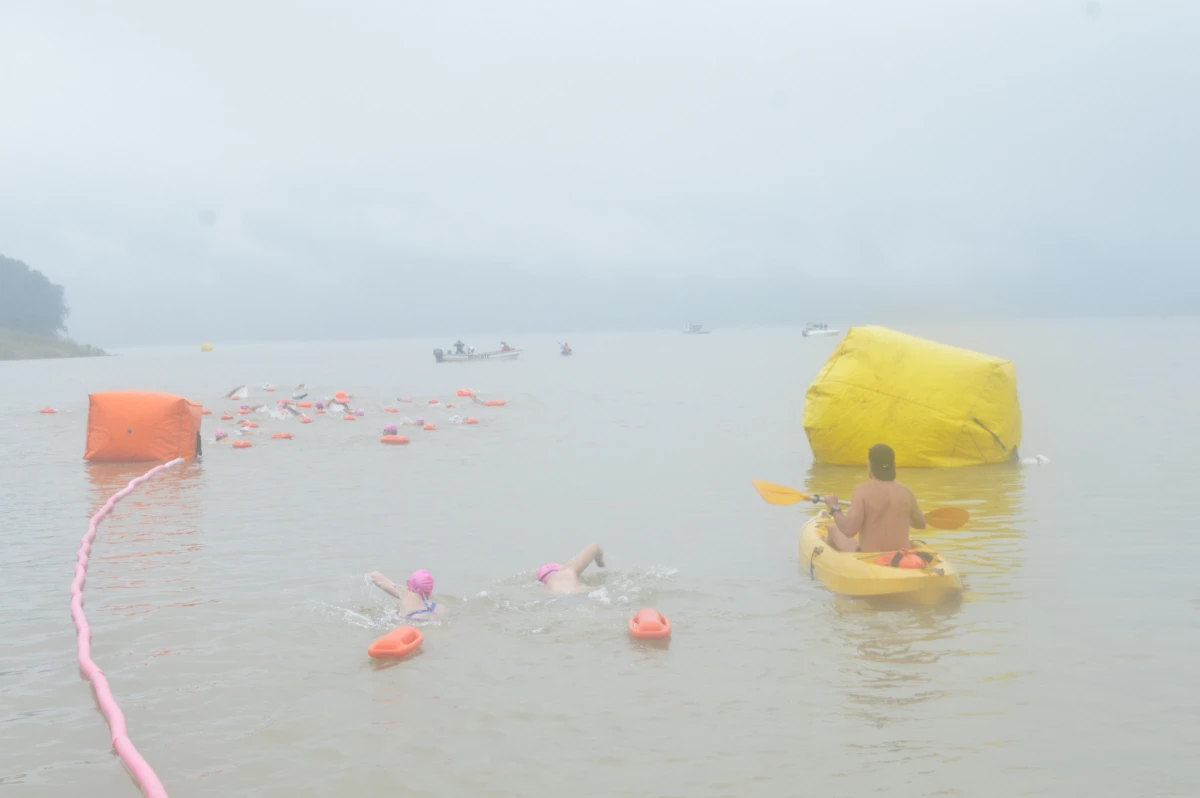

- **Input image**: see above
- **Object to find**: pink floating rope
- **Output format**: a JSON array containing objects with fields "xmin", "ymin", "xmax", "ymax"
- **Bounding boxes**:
[{"xmin": 71, "ymin": 458, "xmax": 182, "ymax": 798}]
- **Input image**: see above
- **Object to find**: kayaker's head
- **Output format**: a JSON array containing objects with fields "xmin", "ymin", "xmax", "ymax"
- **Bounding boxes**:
[{"xmin": 868, "ymin": 443, "xmax": 896, "ymax": 481}]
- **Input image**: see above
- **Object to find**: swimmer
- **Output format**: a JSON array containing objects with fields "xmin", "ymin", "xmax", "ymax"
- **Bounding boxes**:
[
  {"xmin": 536, "ymin": 544, "xmax": 605, "ymax": 596},
  {"xmin": 383, "ymin": 423, "xmax": 399, "ymax": 435},
  {"xmin": 224, "ymin": 384, "xmax": 248, "ymax": 399},
  {"xmin": 370, "ymin": 570, "xmax": 439, "ymax": 618}
]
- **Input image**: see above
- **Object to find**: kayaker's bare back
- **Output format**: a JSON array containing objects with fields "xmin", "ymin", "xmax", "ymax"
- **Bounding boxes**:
[{"xmin": 824, "ymin": 444, "xmax": 926, "ymax": 553}]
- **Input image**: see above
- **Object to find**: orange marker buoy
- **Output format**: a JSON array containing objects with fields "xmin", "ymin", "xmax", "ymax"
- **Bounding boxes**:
[
  {"xmin": 335, "ymin": 391, "xmax": 351, "ymax": 402},
  {"xmin": 423, "ymin": 423, "xmax": 437, "ymax": 431},
  {"xmin": 384, "ymin": 407, "xmax": 399, "ymax": 413},
  {"xmin": 39, "ymin": 407, "xmax": 57, "ymax": 414},
  {"xmin": 201, "ymin": 409, "xmax": 212, "ymax": 415},
  {"xmin": 271, "ymin": 432, "xmax": 293, "ymax": 440},
  {"xmin": 237, "ymin": 409, "xmax": 250, "ymax": 415},
  {"xmin": 464, "ymin": 417, "xmax": 479, "ymax": 425},
  {"xmin": 484, "ymin": 399, "xmax": 506, "ymax": 407},
  {"xmin": 428, "ymin": 398, "xmax": 439, "ymax": 405},
  {"xmin": 380, "ymin": 435, "xmax": 410, "ymax": 445},
  {"xmin": 221, "ymin": 413, "xmax": 234, "ymax": 420},
  {"xmin": 367, "ymin": 626, "xmax": 423, "ymax": 660},
  {"xmin": 628, "ymin": 608, "xmax": 671, "ymax": 640},
  {"xmin": 343, "ymin": 414, "xmax": 356, "ymax": 421},
  {"xmin": 296, "ymin": 401, "xmax": 313, "ymax": 408},
  {"xmin": 241, "ymin": 421, "xmax": 259, "ymax": 428},
  {"xmin": 299, "ymin": 416, "xmax": 313, "ymax": 424},
  {"xmin": 232, "ymin": 440, "xmax": 253, "ymax": 449},
  {"xmin": 456, "ymin": 388, "xmax": 473, "ymax": 397},
  {"xmin": 316, "ymin": 409, "xmax": 326, "ymax": 414}
]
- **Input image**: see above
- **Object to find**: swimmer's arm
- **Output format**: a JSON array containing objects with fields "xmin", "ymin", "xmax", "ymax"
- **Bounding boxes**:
[
  {"xmin": 369, "ymin": 572, "xmax": 405, "ymax": 599},
  {"xmin": 564, "ymin": 544, "xmax": 604, "ymax": 576},
  {"xmin": 908, "ymin": 488, "xmax": 926, "ymax": 530}
]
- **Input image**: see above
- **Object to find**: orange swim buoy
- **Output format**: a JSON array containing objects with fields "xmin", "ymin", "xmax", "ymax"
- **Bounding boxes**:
[
  {"xmin": 464, "ymin": 417, "xmax": 479, "ymax": 425},
  {"xmin": 201, "ymin": 409, "xmax": 212, "ymax": 415},
  {"xmin": 237, "ymin": 409, "xmax": 250, "ymax": 415},
  {"xmin": 428, "ymin": 398, "xmax": 439, "ymax": 405},
  {"xmin": 221, "ymin": 413, "xmax": 234, "ymax": 420},
  {"xmin": 296, "ymin": 401, "xmax": 313, "ymax": 408},
  {"xmin": 456, "ymin": 389, "xmax": 473, "ymax": 397},
  {"xmin": 271, "ymin": 432, "xmax": 293, "ymax": 439},
  {"xmin": 343, "ymin": 414, "xmax": 356, "ymax": 421},
  {"xmin": 380, "ymin": 435, "xmax": 410, "ymax": 445},
  {"xmin": 264, "ymin": 387, "xmax": 276, "ymax": 392},
  {"xmin": 241, "ymin": 421, "xmax": 259, "ymax": 428},
  {"xmin": 335, "ymin": 391, "xmax": 350, "ymax": 402},
  {"xmin": 367, "ymin": 626, "xmax": 423, "ymax": 660},
  {"xmin": 484, "ymin": 399, "xmax": 506, "ymax": 407},
  {"xmin": 384, "ymin": 407, "xmax": 399, "ymax": 413},
  {"xmin": 629, "ymin": 608, "xmax": 671, "ymax": 640},
  {"xmin": 423, "ymin": 423, "xmax": 437, "ymax": 431},
  {"xmin": 39, "ymin": 407, "xmax": 57, "ymax": 414},
  {"xmin": 232, "ymin": 440, "xmax": 252, "ymax": 449},
  {"xmin": 299, "ymin": 416, "xmax": 313, "ymax": 424},
  {"xmin": 316, "ymin": 409, "xmax": 326, "ymax": 414}
]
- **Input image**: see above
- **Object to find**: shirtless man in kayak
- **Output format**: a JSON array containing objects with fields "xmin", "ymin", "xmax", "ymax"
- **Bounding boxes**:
[
  {"xmin": 536, "ymin": 543, "xmax": 605, "ymax": 596},
  {"xmin": 822, "ymin": 444, "xmax": 926, "ymax": 552}
]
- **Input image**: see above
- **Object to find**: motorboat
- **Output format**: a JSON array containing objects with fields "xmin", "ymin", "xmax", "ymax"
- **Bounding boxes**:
[
  {"xmin": 802, "ymin": 323, "xmax": 839, "ymax": 338},
  {"xmin": 683, "ymin": 322, "xmax": 711, "ymax": 334},
  {"xmin": 434, "ymin": 347, "xmax": 522, "ymax": 363}
]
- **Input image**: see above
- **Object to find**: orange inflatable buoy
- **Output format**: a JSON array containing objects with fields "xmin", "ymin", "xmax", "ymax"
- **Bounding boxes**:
[
  {"xmin": 241, "ymin": 421, "xmax": 259, "ymax": 428},
  {"xmin": 316, "ymin": 409, "xmax": 326, "ymax": 414},
  {"xmin": 232, "ymin": 440, "xmax": 252, "ymax": 449},
  {"xmin": 264, "ymin": 387, "xmax": 276, "ymax": 392},
  {"xmin": 484, "ymin": 400, "xmax": 506, "ymax": 407},
  {"xmin": 343, "ymin": 414, "xmax": 356, "ymax": 421},
  {"xmin": 299, "ymin": 416, "xmax": 313, "ymax": 424},
  {"xmin": 40, "ymin": 407, "xmax": 57, "ymax": 414},
  {"xmin": 221, "ymin": 413, "xmax": 234, "ymax": 420},
  {"xmin": 423, "ymin": 423, "xmax": 437, "ymax": 431},
  {"xmin": 464, "ymin": 417, "xmax": 479, "ymax": 425},
  {"xmin": 201, "ymin": 409, "xmax": 212, "ymax": 415},
  {"xmin": 296, "ymin": 401, "xmax": 313, "ymax": 408},
  {"xmin": 380, "ymin": 435, "xmax": 410, "ymax": 445},
  {"xmin": 237, "ymin": 409, "xmax": 250, "ymax": 415},
  {"xmin": 456, "ymin": 389, "xmax": 473, "ymax": 397},
  {"xmin": 335, "ymin": 391, "xmax": 350, "ymax": 402},
  {"xmin": 384, "ymin": 407, "xmax": 399, "ymax": 413},
  {"xmin": 428, "ymin": 398, "xmax": 439, "ymax": 405},
  {"xmin": 628, "ymin": 608, "xmax": 671, "ymax": 640},
  {"xmin": 367, "ymin": 626, "xmax": 423, "ymax": 660},
  {"xmin": 271, "ymin": 432, "xmax": 293, "ymax": 440}
]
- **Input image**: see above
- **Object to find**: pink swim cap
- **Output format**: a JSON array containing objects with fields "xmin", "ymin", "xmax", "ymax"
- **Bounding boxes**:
[
  {"xmin": 406, "ymin": 570, "xmax": 434, "ymax": 597},
  {"xmin": 416, "ymin": 416, "xmax": 424, "ymax": 424},
  {"xmin": 537, "ymin": 563, "xmax": 562, "ymax": 583},
  {"xmin": 383, "ymin": 423, "xmax": 398, "ymax": 434}
]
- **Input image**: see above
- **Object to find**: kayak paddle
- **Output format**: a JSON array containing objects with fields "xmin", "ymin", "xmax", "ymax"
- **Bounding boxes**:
[{"xmin": 750, "ymin": 479, "xmax": 970, "ymax": 531}]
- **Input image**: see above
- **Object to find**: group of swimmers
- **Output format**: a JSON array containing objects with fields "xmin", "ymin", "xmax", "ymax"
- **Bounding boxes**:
[{"xmin": 369, "ymin": 543, "xmax": 606, "ymax": 619}]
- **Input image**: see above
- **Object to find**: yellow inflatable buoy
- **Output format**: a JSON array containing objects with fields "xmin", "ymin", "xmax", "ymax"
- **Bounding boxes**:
[{"xmin": 200, "ymin": 343, "xmax": 213, "ymax": 353}]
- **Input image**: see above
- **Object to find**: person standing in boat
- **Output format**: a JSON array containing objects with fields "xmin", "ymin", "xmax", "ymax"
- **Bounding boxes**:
[
  {"xmin": 561, "ymin": 342, "xmax": 571, "ymax": 355},
  {"xmin": 453, "ymin": 340, "xmax": 466, "ymax": 355},
  {"xmin": 821, "ymin": 444, "xmax": 926, "ymax": 553}
]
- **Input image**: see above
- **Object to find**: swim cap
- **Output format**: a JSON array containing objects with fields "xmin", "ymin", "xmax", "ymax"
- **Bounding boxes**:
[
  {"xmin": 239, "ymin": 404, "xmax": 249, "ymax": 410},
  {"xmin": 214, "ymin": 428, "xmax": 227, "ymax": 440},
  {"xmin": 315, "ymin": 401, "xmax": 325, "ymax": 409},
  {"xmin": 406, "ymin": 570, "xmax": 434, "ymax": 597},
  {"xmin": 537, "ymin": 563, "xmax": 562, "ymax": 583},
  {"xmin": 416, "ymin": 416, "xmax": 424, "ymax": 425},
  {"xmin": 355, "ymin": 409, "xmax": 365, "ymax": 416},
  {"xmin": 383, "ymin": 423, "xmax": 398, "ymax": 434}
]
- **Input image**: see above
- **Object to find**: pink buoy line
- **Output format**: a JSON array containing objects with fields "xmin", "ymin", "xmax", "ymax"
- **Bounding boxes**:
[{"xmin": 70, "ymin": 458, "xmax": 183, "ymax": 798}]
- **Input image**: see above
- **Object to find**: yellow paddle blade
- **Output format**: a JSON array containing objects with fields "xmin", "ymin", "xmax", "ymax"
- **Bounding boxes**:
[
  {"xmin": 751, "ymin": 480, "xmax": 813, "ymax": 506},
  {"xmin": 925, "ymin": 507, "xmax": 969, "ymax": 530}
]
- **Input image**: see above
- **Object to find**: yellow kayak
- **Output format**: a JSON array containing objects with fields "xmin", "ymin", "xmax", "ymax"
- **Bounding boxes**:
[{"xmin": 798, "ymin": 513, "xmax": 962, "ymax": 606}]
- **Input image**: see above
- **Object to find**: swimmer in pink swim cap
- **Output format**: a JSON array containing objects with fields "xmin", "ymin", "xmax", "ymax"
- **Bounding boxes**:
[
  {"xmin": 537, "ymin": 544, "xmax": 605, "ymax": 596},
  {"xmin": 369, "ymin": 569, "xmax": 439, "ymax": 618}
]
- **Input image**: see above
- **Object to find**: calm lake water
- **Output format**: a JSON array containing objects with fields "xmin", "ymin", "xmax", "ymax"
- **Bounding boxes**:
[{"xmin": 2, "ymin": 321, "xmax": 1197, "ymax": 797}]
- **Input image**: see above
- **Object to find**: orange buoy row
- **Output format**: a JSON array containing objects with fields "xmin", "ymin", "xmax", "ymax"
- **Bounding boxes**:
[
  {"xmin": 628, "ymin": 608, "xmax": 671, "ymax": 640},
  {"xmin": 380, "ymin": 435, "xmax": 410, "ymax": 445},
  {"xmin": 368, "ymin": 626, "xmax": 423, "ymax": 660}
]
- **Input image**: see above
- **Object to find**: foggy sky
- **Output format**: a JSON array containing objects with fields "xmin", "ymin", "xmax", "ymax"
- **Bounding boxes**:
[{"xmin": 1, "ymin": 1, "xmax": 1198, "ymax": 345}]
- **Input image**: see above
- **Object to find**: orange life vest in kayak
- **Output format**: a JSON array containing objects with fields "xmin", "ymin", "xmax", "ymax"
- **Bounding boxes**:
[{"xmin": 874, "ymin": 550, "xmax": 935, "ymax": 569}]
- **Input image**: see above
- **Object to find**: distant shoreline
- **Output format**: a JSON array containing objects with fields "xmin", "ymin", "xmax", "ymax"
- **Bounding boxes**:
[{"xmin": 0, "ymin": 329, "xmax": 109, "ymax": 361}]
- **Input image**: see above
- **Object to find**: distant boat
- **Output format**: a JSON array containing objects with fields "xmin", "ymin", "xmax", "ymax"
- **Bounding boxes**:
[
  {"xmin": 683, "ymin": 323, "xmax": 711, "ymax": 335},
  {"xmin": 802, "ymin": 323, "xmax": 839, "ymax": 338},
  {"xmin": 433, "ymin": 347, "xmax": 522, "ymax": 363},
  {"xmin": 200, "ymin": 342, "xmax": 213, "ymax": 352}
]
